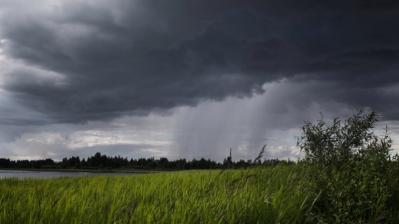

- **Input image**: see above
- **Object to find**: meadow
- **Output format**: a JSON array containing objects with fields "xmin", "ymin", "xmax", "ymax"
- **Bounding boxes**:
[{"xmin": 0, "ymin": 165, "xmax": 314, "ymax": 224}]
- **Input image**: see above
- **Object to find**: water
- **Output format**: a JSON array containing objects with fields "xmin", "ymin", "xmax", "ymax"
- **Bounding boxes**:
[{"xmin": 0, "ymin": 170, "xmax": 136, "ymax": 179}]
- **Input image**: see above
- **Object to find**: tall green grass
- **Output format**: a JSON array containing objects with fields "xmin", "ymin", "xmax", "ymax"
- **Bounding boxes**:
[{"xmin": 0, "ymin": 165, "xmax": 314, "ymax": 224}]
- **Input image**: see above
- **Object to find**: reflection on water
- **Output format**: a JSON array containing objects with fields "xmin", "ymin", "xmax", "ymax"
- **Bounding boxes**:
[{"xmin": 0, "ymin": 170, "xmax": 135, "ymax": 179}]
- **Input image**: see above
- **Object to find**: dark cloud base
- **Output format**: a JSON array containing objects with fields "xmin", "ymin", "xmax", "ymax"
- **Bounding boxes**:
[{"xmin": 1, "ymin": 0, "xmax": 399, "ymax": 123}]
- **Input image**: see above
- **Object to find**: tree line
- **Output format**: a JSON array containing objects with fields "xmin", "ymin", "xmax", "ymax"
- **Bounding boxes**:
[{"xmin": 0, "ymin": 152, "xmax": 293, "ymax": 170}]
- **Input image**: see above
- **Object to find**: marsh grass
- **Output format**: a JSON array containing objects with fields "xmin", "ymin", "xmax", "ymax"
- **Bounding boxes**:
[{"xmin": 0, "ymin": 165, "xmax": 313, "ymax": 224}]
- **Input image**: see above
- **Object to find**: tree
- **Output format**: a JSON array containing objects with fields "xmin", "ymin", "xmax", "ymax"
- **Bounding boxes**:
[{"xmin": 298, "ymin": 111, "xmax": 393, "ymax": 223}]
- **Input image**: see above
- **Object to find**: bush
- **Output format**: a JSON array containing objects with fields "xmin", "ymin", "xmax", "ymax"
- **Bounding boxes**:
[{"xmin": 298, "ymin": 111, "xmax": 394, "ymax": 223}]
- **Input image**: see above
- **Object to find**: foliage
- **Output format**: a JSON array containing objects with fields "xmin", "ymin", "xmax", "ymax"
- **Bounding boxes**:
[
  {"xmin": 298, "ymin": 111, "xmax": 396, "ymax": 223},
  {"xmin": 0, "ymin": 152, "xmax": 293, "ymax": 170}
]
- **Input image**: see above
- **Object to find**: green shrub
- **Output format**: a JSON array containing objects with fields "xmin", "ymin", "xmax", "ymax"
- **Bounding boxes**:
[{"xmin": 298, "ymin": 111, "xmax": 394, "ymax": 223}]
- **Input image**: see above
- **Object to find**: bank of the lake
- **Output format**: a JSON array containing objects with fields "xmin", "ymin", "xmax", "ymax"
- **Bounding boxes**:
[{"xmin": 0, "ymin": 169, "xmax": 151, "ymax": 179}]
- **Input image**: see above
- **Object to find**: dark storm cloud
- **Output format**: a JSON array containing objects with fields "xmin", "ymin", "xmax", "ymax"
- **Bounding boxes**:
[{"xmin": 1, "ymin": 0, "xmax": 399, "ymax": 122}]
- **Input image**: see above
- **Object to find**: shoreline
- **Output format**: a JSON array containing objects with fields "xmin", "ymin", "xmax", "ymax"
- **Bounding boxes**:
[{"xmin": 0, "ymin": 168, "xmax": 159, "ymax": 174}]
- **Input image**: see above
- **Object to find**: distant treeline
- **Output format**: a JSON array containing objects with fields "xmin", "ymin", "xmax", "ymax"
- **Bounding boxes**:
[{"xmin": 0, "ymin": 152, "xmax": 293, "ymax": 170}]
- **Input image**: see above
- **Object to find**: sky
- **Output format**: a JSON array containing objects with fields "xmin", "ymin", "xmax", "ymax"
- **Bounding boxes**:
[{"xmin": 0, "ymin": 0, "xmax": 399, "ymax": 161}]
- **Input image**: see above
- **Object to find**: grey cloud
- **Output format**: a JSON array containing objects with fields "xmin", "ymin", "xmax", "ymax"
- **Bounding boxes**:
[
  {"xmin": 170, "ymin": 80, "xmax": 361, "ymax": 160},
  {"xmin": 0, "ymin": 79, "xmax": 394, "ymax": 161},
  {"xmin": 0, "ymin": 123, "xmax": 172, "ymax": 160},
  {"xmin": 0, "ymin": 0, "xmax": 399, "ymax": 123}
]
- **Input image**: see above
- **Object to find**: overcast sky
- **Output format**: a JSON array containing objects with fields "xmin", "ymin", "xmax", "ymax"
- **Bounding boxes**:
[{"xmin": 0, "ymin": 0, "xmax": 399, "ymax": 161}]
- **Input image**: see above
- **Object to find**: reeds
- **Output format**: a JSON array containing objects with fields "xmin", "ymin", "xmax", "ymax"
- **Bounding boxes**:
[{"xmin": 0, "ymin": 165, "xmax": 312, "ymax": 224}]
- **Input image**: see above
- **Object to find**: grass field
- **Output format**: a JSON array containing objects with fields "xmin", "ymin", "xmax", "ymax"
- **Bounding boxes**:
[{"xmin": 0, "ymin": 165, "xmax": 315, "ymax": 224}]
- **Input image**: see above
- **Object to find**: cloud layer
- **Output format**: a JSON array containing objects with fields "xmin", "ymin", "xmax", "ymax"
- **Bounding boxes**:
[
  {"xmin": 0, "ymin": 0, "xmax": 399, "ymax": 159},
  {"xmin": 1, "ymin": 0, "xmax": 399, "ymax": 123}
]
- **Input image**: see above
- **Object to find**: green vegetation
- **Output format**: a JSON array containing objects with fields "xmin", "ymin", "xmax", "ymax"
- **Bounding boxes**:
[
  {"xmin": 0, "ymin": 166, "xmax": 312, "ymax": 224},
  {"xmin": 298, "ymin": 111, "xmax": 399, "ymax": 223},
  {"xmin": 0, "ymin": 148, "xmax": 292, "ymax": 170},
  {"xmin": 1, "ymin": 111, "xmax": 399, "ymax": 223}
]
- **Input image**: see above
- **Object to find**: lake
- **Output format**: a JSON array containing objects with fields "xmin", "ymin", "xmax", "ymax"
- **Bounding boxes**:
[{"xmin": 0, "ymin": 170, "xmax": 137, "ymax": 179}]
